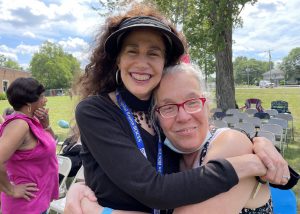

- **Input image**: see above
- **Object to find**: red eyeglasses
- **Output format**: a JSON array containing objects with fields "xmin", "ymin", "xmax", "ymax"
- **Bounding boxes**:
[{"xmin": 156, "ymin": 98, "xmax": 206, "ymax": 118}]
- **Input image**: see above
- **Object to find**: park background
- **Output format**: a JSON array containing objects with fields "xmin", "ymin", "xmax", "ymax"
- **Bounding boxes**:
[
  {"xmin": 0, "ymin": 86, "xmax": 299, "ymax": 210},
  {"xmin": 0, "ymin": 0, "xmax": 300, "ymax": 212}
]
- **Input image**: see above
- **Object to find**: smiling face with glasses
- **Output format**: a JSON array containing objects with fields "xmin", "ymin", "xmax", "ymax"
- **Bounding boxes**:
[
  {"xmin": 156, "ymin": 97, "xmax": 206, "ymax": 118},
  {"xmin": 154, "ymin": 69, "xmax": 210, "ymax": 153}
]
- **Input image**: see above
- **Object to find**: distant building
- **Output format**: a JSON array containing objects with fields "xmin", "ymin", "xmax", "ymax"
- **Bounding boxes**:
[
  {"xmin": 262, "ymin": 68, "xmax": 284, "ymax": 86},
  {"xmin": 0, "ymin": 67, "xmax": 31, "ymax": 93}
]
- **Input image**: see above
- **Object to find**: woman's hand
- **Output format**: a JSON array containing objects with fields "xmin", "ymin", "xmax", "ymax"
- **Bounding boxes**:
[
  {"xmin": 10, "ymin": 183, "xmax": 38, "ymax": 201},
  {"xmin": 64, "ymin": 182, "xmax": 97, "ymax": 214},
  {"xmin": 81, "ymin": 197, "xmax": 102, "ymax": 214},
  {"xmin": 252, "ymin": 137, "xmax": 289, "ymax": 185},
  {"xmin": 34, "ymin": 107, "xmax": 49, "ymax": 128}
]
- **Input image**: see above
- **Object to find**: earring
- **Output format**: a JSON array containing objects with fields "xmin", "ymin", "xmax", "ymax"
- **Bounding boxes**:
[
  {"xmin": 27, "ymin": 104, "xmax": 32, "ymax": 113},
  {"xmin": 115, "ymin": 69, "xmax": 121, "ymax": 85}
]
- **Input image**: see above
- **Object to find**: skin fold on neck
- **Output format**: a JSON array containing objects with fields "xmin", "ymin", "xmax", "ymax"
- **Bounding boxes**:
[{"xmin": 181, "ymin": 151, "xmax": 200, "ymax": 170}]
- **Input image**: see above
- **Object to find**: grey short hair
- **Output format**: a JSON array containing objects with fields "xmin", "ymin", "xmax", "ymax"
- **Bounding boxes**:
[
  {"xmin": 150, "ymin": 63, "xmax": 210, "ymax": 137},
  {"xmin": 162, "ymin": 63, "xmax": 207, "ymax": 95}
]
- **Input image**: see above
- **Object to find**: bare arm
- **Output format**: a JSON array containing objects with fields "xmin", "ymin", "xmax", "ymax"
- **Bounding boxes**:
[
  {"xmin": 81, "ymin": 197, "xmax": 149, "ymax": 214},
  {"xmin": 174, "ymin": 129, "xmax": 269, "ymax": 214},
  {"xmin": 65, "ymin": 183, "xmax": 148, "ymax": 214},
  {"xmin": 0, "ymin": 119, "xmax": 38, "ymax": 200}
]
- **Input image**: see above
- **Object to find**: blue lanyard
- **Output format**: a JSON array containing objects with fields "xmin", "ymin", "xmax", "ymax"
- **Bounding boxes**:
[{"xmin": 116, "ymin": 90, "xmax": 163, "ymax": 214}]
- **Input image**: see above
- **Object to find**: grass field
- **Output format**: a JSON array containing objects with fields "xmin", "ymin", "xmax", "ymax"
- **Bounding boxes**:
[
  {"xmin": 235, "ymin": 86, "xmax": 300, "ymax": 211},
  {"xmin": 0, "ymin": 86, "xmax": 299, "ymax": 210},
  {"xmin": 0, "ymin": 96, "xmax": 78, "ymax": 140}
]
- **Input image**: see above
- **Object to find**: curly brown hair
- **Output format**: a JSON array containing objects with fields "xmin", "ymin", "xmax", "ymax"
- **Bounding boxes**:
[{"xmin": 77, "ymin": 3, "xmax": 187, "ymax": 99}]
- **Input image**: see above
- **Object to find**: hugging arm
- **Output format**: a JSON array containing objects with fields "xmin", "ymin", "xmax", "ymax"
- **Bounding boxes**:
[
  {"xmin": 174, "ymin": 130, "xmax": 269, "ymax": 214},
  {"xmin": 77, "ymin": 130, "xmax": 270, "ymax": 214},
  {"xmin": 74, "ymin": 98, "xmax": 239, "ymax": 209}
]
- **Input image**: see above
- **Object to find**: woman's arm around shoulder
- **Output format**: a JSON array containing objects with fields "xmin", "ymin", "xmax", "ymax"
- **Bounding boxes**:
[{"xmin": 205, "ymin": 129, "xmax": 267, "ymax": 180}]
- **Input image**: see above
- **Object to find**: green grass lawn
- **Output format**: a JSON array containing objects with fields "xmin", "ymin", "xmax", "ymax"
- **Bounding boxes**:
[
  {"xmin": 0, "ymin": 96, "xmax": 78, "ymax": 141},
  {"xmin": 0, "ymin": 87, "xmax": 299, "ymax": 210},
  {"xmin": 235, "ymin": 86, "xmax": 300, "ymax": 211}
]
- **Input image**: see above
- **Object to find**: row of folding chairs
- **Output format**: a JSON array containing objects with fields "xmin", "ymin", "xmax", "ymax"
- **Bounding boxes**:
[
  {"xmin": 49, "ymin": 155, "xmax": 85, "ymax": 213},
  {"xmin": 212, "ymin": 116, "xmax": 291, "ymax": 155},
  {"xmin": 211, "ymin": 107, "xmax": 294, "ymax": 141}
]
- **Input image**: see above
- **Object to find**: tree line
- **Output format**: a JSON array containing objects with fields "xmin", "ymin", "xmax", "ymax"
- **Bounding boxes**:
[{"xmin": 2, "ymin": 0, "xmax": 300, "ymax": 110}]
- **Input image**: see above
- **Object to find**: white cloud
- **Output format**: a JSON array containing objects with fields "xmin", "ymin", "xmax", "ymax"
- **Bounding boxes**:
[
  {"xmin": 16, "ymin": 44, "xmax": 39, "ymax": 55},
  {"xmin": 58, "ymin": 37, "xmax": 89, "ymax": 51},
  {"xmin": 23, "ymin": 31, "xmax": 36, "ymax": 38},
  {"xmin": 0, "ymin": 44, "xmax": 18, "ymax": 60},
  {"xmin": 233, "ymin": 0, "xmax": 300, "ymax": 61},
  {"xmin": 0, "ymin": 0, "xmax": 102, "ymax": 38}
]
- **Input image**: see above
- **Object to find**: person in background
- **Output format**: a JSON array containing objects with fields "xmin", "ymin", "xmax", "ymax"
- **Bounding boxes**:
[
  {"xmin": 0, "ymin": 77, "xmax": 58, "ymax": 214},
  {"xmin": 0, "ymin": 108, "xmax": 14, "ymax": 124},
  {"xmin": 65, "ymin": 3, "xmax": 288, "ymax": 214},
  {"xmin": 60, "ymin": 123, "xmax": 82, "ymax": 180}
]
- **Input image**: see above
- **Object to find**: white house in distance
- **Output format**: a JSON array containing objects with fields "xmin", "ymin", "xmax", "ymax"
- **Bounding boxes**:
[{"xmin": 262, "ymin": 68, "xmax": 284, "ymax": 86}]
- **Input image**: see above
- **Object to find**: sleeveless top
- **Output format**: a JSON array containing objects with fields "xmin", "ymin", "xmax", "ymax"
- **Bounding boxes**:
[
  {"xmin": 0, "ymin": 113, "xmax": 59, "ymax": 214},
  {"xmin": 198, "ymin": 128, "xmax": 273, "ymax": 214}
]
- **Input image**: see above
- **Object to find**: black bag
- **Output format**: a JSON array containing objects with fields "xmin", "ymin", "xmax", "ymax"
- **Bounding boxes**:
[{"xmin": 61, "ymin": 136, "xmax": 83, "ymax": 177}]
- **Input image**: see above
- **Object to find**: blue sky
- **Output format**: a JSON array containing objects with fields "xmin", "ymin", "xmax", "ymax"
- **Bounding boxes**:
[{"xmin": 0, "ymin": 0, "xmax": 299, "ymax": 70}]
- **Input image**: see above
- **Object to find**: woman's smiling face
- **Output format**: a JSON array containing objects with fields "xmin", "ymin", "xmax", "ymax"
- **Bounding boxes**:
[
  {"xmin": 117, "ymin": 28, "xmax": 166, "ymax": 100},
  {"xmin": 155, "ymin": 71, "xmax": 209, "ymax": 153}
]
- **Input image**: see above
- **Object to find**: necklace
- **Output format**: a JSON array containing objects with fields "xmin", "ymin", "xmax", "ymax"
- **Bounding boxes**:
[
  {"xmin": 118, "ymin": 86, "xmax": 152, "ymax": 129},
  {"xmin": 132, "ymin": 110, "xmax": 152, "ymax": 129}
]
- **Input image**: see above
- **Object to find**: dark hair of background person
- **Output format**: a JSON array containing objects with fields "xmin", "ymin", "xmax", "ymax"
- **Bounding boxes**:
[
  {"xmin": 6, "ymin": 77, "xmax": 45, "ymax": 110},
  {"xmin": 75, "ymin": 3, "xmax": 187, "ymax": 99}
]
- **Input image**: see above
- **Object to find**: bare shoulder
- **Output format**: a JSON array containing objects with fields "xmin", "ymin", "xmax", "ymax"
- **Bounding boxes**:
[
  {"xmin": 4, "ymin": 119, "xmax": 29, "ymax": 131},
  {"xmin": 204, "ymin": 129, "xmax": 253, "ymax": 162}
]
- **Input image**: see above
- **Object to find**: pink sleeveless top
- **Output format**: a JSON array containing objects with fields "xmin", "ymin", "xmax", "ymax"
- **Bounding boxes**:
[{"xmin": 0, "ymin": 113, "xmax": 59, "ymax": 214}]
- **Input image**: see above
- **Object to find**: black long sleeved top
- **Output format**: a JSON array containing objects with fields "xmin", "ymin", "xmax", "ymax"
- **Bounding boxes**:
[{"xmin": 76, "ymin": 94, "xmax": 239, "ymax": 212}]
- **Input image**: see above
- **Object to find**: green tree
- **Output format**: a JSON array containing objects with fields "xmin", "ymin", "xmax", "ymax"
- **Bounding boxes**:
[
  {"xmin": 234, "ymin": 56, "xmax": 270, "ymax": 85},
  {"xmin": 30, "ymin": 41, "xmax": 81, "ymax": 89},
  {"xmin": 94, "ymin": 0, "xmax": 257, "ymax": 110},
  {"xmin": 0, "ymin": 54, "xmax": 22, "ymax": 70},
  {"xmin": 148, "ymin": 0, "xmax": 258, "ymax": 110},
  {"xmin": 280, "ymin": 47, "xmax": 300, "ymax": 84}
]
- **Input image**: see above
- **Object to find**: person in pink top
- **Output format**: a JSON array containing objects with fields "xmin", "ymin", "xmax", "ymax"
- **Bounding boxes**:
[{"xmin": 0, "ymin": 77, "xmax": 59, "ymax": 214}]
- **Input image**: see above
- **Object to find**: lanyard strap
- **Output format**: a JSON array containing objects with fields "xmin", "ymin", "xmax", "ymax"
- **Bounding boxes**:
[{"xmin": 116, "ymin": 90, "xmax": 163, "ymax": 214}]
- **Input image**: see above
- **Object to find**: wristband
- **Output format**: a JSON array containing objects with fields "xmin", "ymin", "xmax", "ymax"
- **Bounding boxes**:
[{"xmin": 102, "ymin": 207, "xmax": 113, "ymax": 214}]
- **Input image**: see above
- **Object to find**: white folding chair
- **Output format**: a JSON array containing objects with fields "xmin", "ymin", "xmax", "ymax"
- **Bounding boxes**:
[
  {"xmin": 235, "ymin": 112, "xmax": 249, "ymax": 122},
  {"xmin": 244, "ymin": 117, "xmax": 261, "ymax": 129},
  {"xmin": 244, "ymin": 108, "xmax": 258, "ymax": 116},
  {"xmin": 222, "ymin": 115, "xmax": 239, "ymax": 128},
  {"xmin": 261, "ymin": 124, "xmax": 284, "ymax": 153},
  {"xmin": 57, "ymin": 155, "xmax": 72, "ymax": 198},
  {"xmin": 256, "ymin": 130, "xmax": 276, "ymax": 144},
  {"xmin": 225, "ymin": 108, "xmax": 240, "ymax": 116},
  {"xmin": 49, "ymin": 166, "xmax": 84, "ymax": 214},
  {"xmin": 234, "ymin": 122, "xmax": 256, "ymax": 138},
  {"xmin": 212, "ymin": 120, "xmax": 228, "ymax": 129},
  {"xmin": 268, "ymin": 118, "xmax": 289, "ymax": 145},
  {"xmin": 275, "ymin": 113, "xmax": 294, "ymax": 141},
  {"xmin": 264, "ymin": 109, "xmax": 278, "ymax": 117}
]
